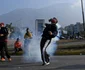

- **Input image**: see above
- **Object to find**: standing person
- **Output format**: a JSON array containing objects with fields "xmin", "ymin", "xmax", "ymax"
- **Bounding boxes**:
[
  {"xmin": 40, "ymin": 17, "xmax": 58, "ymax": 65},
  {"xmin": 14, "ymin": 38, "xmax": 22, "ymax": 53},
  {"xmin": 0, "ymin": 22, "xmax": 12, "ymax": 61},
  {"xmin": 24, "ymin": 28, "xmax": 32, "ymax": 55}
]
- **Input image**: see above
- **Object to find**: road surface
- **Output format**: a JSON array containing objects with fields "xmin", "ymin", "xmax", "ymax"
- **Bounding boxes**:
[{"xmin": 0, "ymin": 55, "xmax": 85, "ymax": 70}]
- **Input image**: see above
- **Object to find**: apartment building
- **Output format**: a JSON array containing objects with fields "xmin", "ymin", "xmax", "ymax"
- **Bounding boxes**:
[{"xmin": 35, "ymin": 19, "xmax": 45, "ymax": 35}]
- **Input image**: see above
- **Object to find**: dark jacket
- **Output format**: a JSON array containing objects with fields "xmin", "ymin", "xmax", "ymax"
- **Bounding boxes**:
[
  {"xmin": 0, "ymin": 27, "xmax": 8, "ymax": 42},
  {"xmin": 42, "ymin": 24, "xmax": 57, "ymax": 39}
]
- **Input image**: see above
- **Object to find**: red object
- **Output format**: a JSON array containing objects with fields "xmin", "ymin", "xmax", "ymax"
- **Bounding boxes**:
[
  {"xmin": 14, "ymin": 41, "xmax": 22, "ymax": 48},
  {"xmin": 53, "ymin": 18, "xmax": 58, "ymax": 23},
  {"xmin": 51, "ymin": 19, "xmax": 57, "ymax": 23},
  {"xmin": 0, "ymin": 22, "xmax": 4, "ymax": 26}
]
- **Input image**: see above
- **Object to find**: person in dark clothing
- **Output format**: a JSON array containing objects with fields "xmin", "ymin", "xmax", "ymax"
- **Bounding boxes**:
[
  {"xmin": 40, "ymin": 17, "xmax": 58, "ymax": 65},
  {"xmin": 0, "ymin": 22, "xmax": 11, "ymax": 61}
]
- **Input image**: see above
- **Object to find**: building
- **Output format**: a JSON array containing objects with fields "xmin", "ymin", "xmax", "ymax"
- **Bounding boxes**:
[
  {"xmin": 65, "ymin": 24, "xmax": 74, "ymax": 36},
  {"xmin": 35, "ymin": 19, "xmax": 45, "ymax": 35},
  {"xmin": 74, "ymin": 22, "xmax": 84, "ymax": 34},
  {"xmin": 64, "ymin": 22, "xmax": 84, "ymax": 38}
]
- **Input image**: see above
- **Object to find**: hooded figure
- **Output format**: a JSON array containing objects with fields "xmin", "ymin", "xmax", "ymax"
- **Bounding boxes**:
[
  {"xmin": 40, "ymin": 17, "xmax": 58, "ymax": 65},
  {"xmin": 23, "ymin": 28, "xmax": 32, "ymax": 56}
]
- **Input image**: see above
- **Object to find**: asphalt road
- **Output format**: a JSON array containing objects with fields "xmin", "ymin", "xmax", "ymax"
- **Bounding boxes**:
[{"xmin": 0, "ymin": 55, "xmax": 85, "ymax": 70}]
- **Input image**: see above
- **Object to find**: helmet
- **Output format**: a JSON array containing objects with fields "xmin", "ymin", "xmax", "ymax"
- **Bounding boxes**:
[
  {"xmin": 26, "ymin": 28, "xmax": 29, "ymax": 31},
  {"xmin": 49, "ymin": 17, "xmax": 58, "ymax": 23},
  {"xmin": 17, "ymin": 38, "xmax": 19, "ymax": 41},
  {"xmin": 0, "ymin": 22, "xmax": 4, "ymax": 27},
  {"xmin": 51, "ymin": 19, "xmax": 57, "ymax": 23},
  {"xmin": 53, "ymin": 17, "xmax": 58, "ymax": 23}
]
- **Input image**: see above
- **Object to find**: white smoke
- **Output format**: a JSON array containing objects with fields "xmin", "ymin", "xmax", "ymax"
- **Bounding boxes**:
[
  {"xmin": 22, "ymin": 35, "xmax": 41, "ymax": 63},
  {"xmin": 47, "ymin": 37, "xmax": 59, "ymax": 56},
  {"xmin": 22, "ymin": 23, "xmax": 61, "ymax": 63},
  {"xmin": 56, "ymin": 23, "xmax": 61, "ymax": 29},
  {"xmin": 22, "ymin": 35, "xmax": 59, "ymax": 63}
]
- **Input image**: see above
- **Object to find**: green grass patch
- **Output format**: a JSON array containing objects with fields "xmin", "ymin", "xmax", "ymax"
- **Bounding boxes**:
[
  {"xmin": 58, "ymin": 44, "xmax": 85, "ymax": 49},
  {"xmin": 9, "ymin": 51, "xmax": 23, "ymax": 55},
  {"xmin": 55, "ymin": 49, "xmax": 85, "ymax": 55},
  {"xmin": 55, "ymin": 41, "xmax": 85, "ymax": 55}
]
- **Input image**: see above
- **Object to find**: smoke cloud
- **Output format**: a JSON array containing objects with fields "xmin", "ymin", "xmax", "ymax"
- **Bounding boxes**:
[
  {"xmin": 22, "ymin": 36, "xmax": 41, "ymax": 62},
  {"xmin": 22, "ymin": 23, "xmax": 61, "ymax": 63},
  {"xmin": 22, "ymin": 35, "xmax": 59, "ymax": 63}
]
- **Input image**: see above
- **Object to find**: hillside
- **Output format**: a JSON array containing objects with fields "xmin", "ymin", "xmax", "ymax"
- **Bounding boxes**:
[{"xmin": 0, "ymin": 3, "xmax": 82, "ymax": 29}]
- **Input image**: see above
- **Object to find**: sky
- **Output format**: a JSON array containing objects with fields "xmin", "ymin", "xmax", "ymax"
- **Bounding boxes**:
[
  {"xmin": 0, "ymin": 0, "xmax": 85, "ymax": 27},
  {"xmin": 0, "ymin": 0, "xmax": 85, "ymax": 15}
]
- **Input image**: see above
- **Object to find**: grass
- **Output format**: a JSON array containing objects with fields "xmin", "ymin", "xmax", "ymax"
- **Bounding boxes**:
[
  {"xmin": 2, "ymin": 39, "xmax": 85, "ymax": 55},
  {"xmin": 58, "ymin": 44, "xmax": 85, "ymax": 49},
  {"xmin": 7, "ymin": 47, "xmax": 23, "ymax": 55},
  {"xmin": 55, "ymin": 39, "xmax": 85, "ymax": 55},
  {"xmin": 9, "ymin": 51, "xmax": 23, "ymax": 55},
  {"xmin": 56, "ymin": 49, "xmax": 85, "ymax": 55}
]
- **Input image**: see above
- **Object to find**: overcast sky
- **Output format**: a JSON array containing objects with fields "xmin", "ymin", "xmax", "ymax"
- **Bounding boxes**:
[
  {"xmin": 0, "ymin": 0, "xmax": 85, "ymax": 27},
  {"xmin": 0, "ymin": 0, "xmax": 85, "ymax": 15}
]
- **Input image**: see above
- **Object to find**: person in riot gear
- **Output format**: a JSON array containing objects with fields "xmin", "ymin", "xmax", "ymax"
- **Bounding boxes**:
[
  {"xmin": 40, "ymin": 17, "xmax": 58, "ymax": 65},
  {"xmin": 0, "ymin": 22, "xmax": 12, "ymax": 61}
]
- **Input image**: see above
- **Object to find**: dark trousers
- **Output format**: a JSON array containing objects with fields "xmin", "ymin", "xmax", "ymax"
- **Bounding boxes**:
[
  {"xmin": 0, "ymin": 42, "xmax": 10, "ymax": 59},
  {"xmin": 40, "ymin": 37, "xmax": 51, "ymax": 63},
  {"xmin": 14, "ymin": 47, "xmax": 22, "ymax": 53}
]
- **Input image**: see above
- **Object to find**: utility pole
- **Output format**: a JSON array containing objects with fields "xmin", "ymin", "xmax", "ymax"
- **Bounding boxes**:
[{"xmin": 81, "ymin": 0, "xmax": 85, "ymax": 31}]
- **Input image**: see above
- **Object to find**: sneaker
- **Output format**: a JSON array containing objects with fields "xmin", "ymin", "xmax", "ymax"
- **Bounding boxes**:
[
  {"xmin": 8, "ymin": 58, "xmax": 12, "ymax": 61},
  {"xmin": 1, "ymin": 58, "xmax": 5, "ymax": 61},
  {"xmin": 42, "ymin": 62, "xmax": 50, "ymax": 66},
  {"xmin": 45, "ymin": 62, "xmax": 50, "ymax": 65}
]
